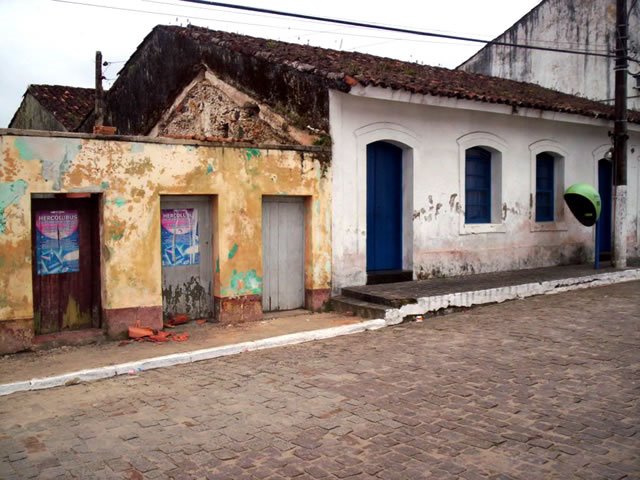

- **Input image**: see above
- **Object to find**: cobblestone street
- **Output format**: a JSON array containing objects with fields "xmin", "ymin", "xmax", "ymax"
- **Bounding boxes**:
[{"xmin": 1, "ymin": 282, "xmax": 639, "ymax": 479}]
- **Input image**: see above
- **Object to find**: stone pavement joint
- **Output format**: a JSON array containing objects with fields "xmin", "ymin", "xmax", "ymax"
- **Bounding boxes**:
[
  {"xmin": 2, "ymin": 266, "xmax": 639, "ymax": 397},
  {"xmin": 0, "ymin": 281, "xmax": 638, "ymax": 479}
]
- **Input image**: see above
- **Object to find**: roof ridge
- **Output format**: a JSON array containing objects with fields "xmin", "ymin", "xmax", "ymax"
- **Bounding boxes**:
[{"xmin": 105, "ymin": 23, "xmax": 639, "ymax": 126}]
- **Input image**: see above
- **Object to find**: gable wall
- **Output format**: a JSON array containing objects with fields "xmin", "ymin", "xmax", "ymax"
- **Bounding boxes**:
[
  {"xmin": 9, "ymin": 94, "xmax": 67, "ymax": 132},
  {"xmin": 154, "ymin": 78, "xmax": 292, "ymax": 143},
  {"xmin": 102, "ymin": 27, "xmax": 338, "ymax": 137},
  {"xmin": 459, "ymin": 0, "xmax": 640, "ymax": 110}
]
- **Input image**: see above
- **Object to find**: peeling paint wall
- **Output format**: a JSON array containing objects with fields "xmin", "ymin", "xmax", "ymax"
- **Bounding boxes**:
[
  {"xmin": 155, "ymin": 78, "xmax": 294, "ymax": 144},
  {"xmin": 329, "ymin": 89, "xmax": 640, "ymax": 292},
  {"xmin": 459, "ymin": 0, "xmax": 640, "ymax": 110},
  {"xmin": 0, "ymin": 133, "xmax": 331, "ymax": 327}
]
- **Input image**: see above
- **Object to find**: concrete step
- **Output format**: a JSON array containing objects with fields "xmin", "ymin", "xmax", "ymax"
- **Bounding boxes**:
[
  {"xmin": 330, "ymin": 295, "xmax": 389, "ymax": 319},
  {"xmin": 340, "ymin": 287, "xmax": 415, "ymax": 308},
  {"xmin": 367, "ymin": 270, "xmax": 413, "ymax": 285}
]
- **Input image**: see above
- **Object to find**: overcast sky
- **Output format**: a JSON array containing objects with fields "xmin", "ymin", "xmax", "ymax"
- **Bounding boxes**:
[{"xmin": 0, "ymin": 0, "xmax": 542, "ymax": 128}]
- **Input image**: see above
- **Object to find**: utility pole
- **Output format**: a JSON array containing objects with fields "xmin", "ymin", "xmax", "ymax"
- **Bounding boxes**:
[
  {"xmin": 95, "ymin": 51, "xmax": 104, "ymax": 128},
  {"xmin": 612, "ymin": 0, "xmax": 628, "ymax": 268}
]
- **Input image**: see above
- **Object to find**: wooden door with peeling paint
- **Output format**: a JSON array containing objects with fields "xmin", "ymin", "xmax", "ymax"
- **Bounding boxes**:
[
  {"xmin": 262, "ymin": 197, "xmax": 305, "ymax": 312},
  {"xmin": 161, "ymin": 196, "xmax": 213, "ymax": 321},
  {"xmin": 31, "ymin": 195, "xmax": 101, "ymax": 335}
]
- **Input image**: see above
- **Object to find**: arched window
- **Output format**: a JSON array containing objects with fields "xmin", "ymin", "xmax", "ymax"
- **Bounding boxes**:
[
  {"xmin": 535, "ymin": 152, "xmax": 555, "ymax": 222},
  {"xmin": 465, "ymin": 147, "xmax": 492, "ymax": 224},
  {"xmin": 457, "ymin": 132, "xmax": 507, "ymax": 233}
]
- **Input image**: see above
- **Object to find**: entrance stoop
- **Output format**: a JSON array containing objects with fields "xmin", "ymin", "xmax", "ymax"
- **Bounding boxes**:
[
  {"xmin": 366, "ymin": 269, "xmax": 413, "ymax": 285},
  {"xmin": 332, "ymin": 263, "xmax": 640, "ymax": 322},
  {"xmin": 330, "ymin": 295, "xmax": 389, "ymax": 319}
]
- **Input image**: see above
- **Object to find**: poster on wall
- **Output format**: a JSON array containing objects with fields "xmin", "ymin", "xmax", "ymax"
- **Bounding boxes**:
[
  {"xmin": 35, "ymin": 210, "xmax": 80, "ymax": 275},
  {"xmin": 161, "ymin": 208, "xmax": 200, "ymax": 266}
]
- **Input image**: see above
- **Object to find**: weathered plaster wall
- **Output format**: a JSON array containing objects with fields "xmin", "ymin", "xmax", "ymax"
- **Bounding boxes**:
[
  {"xmin": 9, "ymin": 94, "xmax": 67, "ymax": 132},
  {"xmin": 459, "ymin": 0, "xmax": 640, "ymax": 110},
  {"xmin": 329, "ymin": 89, "xmax": 640, "ymax": 292},
  {"xmin": 155, "ymin": 78, "xmax": 293, "ymax": 144},
  {"xmin": 0, "ymin": 132, "xmax": 331, "ymax": 344},
  {"xmin": 100, "ymin": 26, "xmax": 344, "ymax": 137}
]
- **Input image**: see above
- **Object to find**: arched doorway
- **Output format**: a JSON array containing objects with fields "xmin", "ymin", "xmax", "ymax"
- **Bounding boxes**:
[
  {"xmin": 597, "ymin": 159, "xmax": 613, "ymax": 261},
  {"xmin": 366, "ymin": 141, "xmax": 403, "ymax": 276}
]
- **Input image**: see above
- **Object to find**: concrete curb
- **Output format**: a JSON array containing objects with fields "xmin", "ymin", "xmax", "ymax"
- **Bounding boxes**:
[
  {"xmin": 1, "ymin": 269, "xmax": 636, "ymax": 396},
  {"xmin": 0, "ymin": 319, "xmax": 387, "ymax": 397},
  {"xmin": 384, "ymin": 268, "xmax": 640, "ymax": 324}
]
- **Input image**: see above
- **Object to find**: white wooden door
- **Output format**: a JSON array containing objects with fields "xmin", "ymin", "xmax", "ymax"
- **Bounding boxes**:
[
  {"xmin": 262, "ymin": 197, "xmax": 305, "ymax": 311},
  {"xmin": 161, "ymin": 196, "xmax": 213, "ymax": 320}
]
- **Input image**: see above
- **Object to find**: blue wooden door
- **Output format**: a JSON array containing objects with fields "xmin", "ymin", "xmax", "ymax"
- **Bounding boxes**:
[
  {"xmin": 367, "ymin": 141, "xmax": 402, "ymax": 272},
  {"xmin": 597, "ymin": 159, "xmax": 613, "ymax": 254}
]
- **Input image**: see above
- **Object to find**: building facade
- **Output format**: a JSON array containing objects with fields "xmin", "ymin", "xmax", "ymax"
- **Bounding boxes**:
[
  {"xmin": 329, "ymin": 86, "xmax": 640, "ymax": 291},
  {"xmin": 4, "ymin": 24, "xmax": 640, "ymax": 353},
  {"xmin": 0, "ymin": 131, "xmax": 331, "ymax": 353},
  {"xmin": 458, "ymin": 0, "xmax": 640, "ymax": 110}
]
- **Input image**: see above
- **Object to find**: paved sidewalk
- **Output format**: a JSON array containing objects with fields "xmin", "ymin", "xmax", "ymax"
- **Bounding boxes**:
[
  {"xmin": 0, "ymin": 282, "xmax": 638, "ymax": 479},
  {"xmin": 0, "ymin": 312, "xmax": 362, "ymax": 386},
  {"xmin": 342, "ymin": 263, "xmax": 640, "ymax": 307}
]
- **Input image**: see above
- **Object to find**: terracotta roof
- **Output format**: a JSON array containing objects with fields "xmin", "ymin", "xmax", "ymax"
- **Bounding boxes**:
[
  {"xmin": 173, "ymin": 25, "xmax": 639, "ymax": 124},
  {"xmin": 27, "ymin": 84, "xmax": 95, "ymax": 131}
]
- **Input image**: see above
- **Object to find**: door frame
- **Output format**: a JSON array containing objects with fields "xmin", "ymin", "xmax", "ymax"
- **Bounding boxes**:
[
  {"xmin": 160, "ymin": 195, "xmax": 215, "ymax": 320},
  {"xmin": 261, "ymin": 195, "xmax": 306, "ymax": 312},
  {"xmin": 366, "ymin": 140, "xmax": 404, "ymax": 272},
  {"xmin": 31, "ymin": 193, "xmax": 102, "ymax": 334}
]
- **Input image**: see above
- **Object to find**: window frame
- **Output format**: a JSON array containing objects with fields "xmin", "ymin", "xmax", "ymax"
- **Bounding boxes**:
[
  {"xmin": 529, "ymin": 141, "xmax": 567, "ymax": 232},
  {"xmin": 457, "ymin": 132, "xmax": 507, "ymax": 235},
  {"xmin": 465, "ymin": 147, "xmax": 492, "ymax": 224},
  {"xmin": 535, "ymin": 152, "xmax": 555, "ymax": 222}
]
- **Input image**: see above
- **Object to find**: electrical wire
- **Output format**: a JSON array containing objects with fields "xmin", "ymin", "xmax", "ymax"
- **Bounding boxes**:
[
  {"xmin": 51, "ymin": 0, "xmax": 616, "ymax": 58},
  {"xmin": 51, "ymin": 0, "xmax": 477, "ymax": 46},
  {"xmin": 599, "ymin": 94, "xmax": 640, "ymax": 102},
  {"xmin": 146, "ymin": 0, "xmax": 610, "ymax": 51},
  {"xmin": 174, "ymin": 0, "xmax": 617, "ymax": 58}
]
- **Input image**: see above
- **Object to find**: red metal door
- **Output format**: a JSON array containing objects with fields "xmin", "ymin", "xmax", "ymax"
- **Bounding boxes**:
[{"xmin": 31, "ymin": 196, "xmax": 101, "ymax": 334}]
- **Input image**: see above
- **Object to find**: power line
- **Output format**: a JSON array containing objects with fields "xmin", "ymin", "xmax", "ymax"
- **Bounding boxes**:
[
  {"xmin": 598, "ymin": 94, "xmax": 640, "ymax": 102},
  {"xmin": 175, "ymin": 0, "xmax": 617, "ymax": 59},
  {"xmin": 52, "ymin": 0, "xmax": 620, "ymax": 59},
  {"xmin": 148, "ymin": 0, "xmax": 610, "ymax": 51},
  {"xmin": 49, "ymin": 0, "xmax": 481, "ymax": 47}
]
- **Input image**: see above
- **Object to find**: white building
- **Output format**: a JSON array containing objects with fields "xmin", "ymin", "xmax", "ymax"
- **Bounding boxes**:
[
  {"xmin": 329, "ymin": 85, "xmax": 640, "ymax": 291},
  {"xmin": 458, "ymin": 0, "xmax": 640, "ymax": 111}
]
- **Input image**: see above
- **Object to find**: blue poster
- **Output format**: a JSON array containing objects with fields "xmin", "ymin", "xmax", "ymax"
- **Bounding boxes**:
[
  {"xmin": 36, "ymin": 210, "xmax": 80, "ymax": 275},
  {"xmin": 161, "ymin": 208, "xmax": 200, "ymax": 266}
]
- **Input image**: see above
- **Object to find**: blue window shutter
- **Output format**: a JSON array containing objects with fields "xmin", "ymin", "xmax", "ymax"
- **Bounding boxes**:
[
  {"xmin": 465, "ymin": 147, "xmax": 491, "ymax": 224},
  {"xmin": 535, "ymin": 153, "xmax": 555, "ymax": 222}
]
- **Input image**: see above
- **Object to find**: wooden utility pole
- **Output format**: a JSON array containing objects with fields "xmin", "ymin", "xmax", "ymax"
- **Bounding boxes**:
[
  {"xmin": 95, "ymin": 51, "xmax": 104, "ymax": 128},
  {"xmin": 612, "ymin": 0, "xmax": 628, "ymax": 268}
]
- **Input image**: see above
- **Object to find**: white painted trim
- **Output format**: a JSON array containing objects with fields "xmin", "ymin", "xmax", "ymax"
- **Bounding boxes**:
[
  {"xmin": 354, "ymin": 123, "xmax": 419, "ymax": 276},
  {"xmin": 529, "ymin": 140, "xmax": 568, "ymax": 232},
  {"xmin": 2, "ymin": 268, "xmax": 638, "ymax": 396},
  {"xmin": 592, "ymin": 144, "xmax": 612, "ymax": 163},
  {"xmin": 348, "ymin": 85, "xmax": 640, "ymax": 131},
  {"xmin": 383, "ymin": 268, "xmax": 640, "ymax": 324},
  {"xmin": 457, "ymin": 132, "xmax": 508, "ymax": 234},
  {"xmin": 0, "ymin": 320, "xmax": 386, "ymax": 397}
]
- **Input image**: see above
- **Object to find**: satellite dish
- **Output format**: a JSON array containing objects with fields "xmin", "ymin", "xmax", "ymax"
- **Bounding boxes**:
[{"xmin": 563, "ymin": 183, "xmax": 601, "ymax": 227}]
